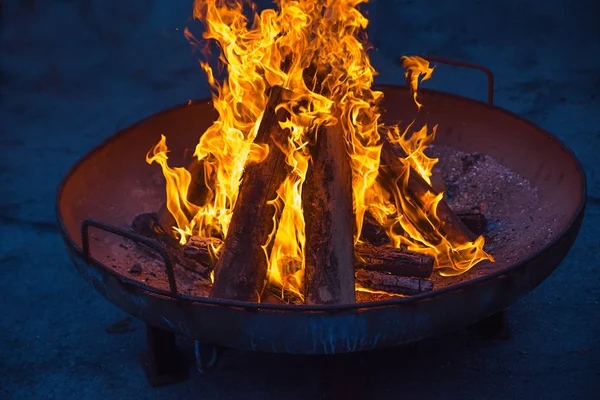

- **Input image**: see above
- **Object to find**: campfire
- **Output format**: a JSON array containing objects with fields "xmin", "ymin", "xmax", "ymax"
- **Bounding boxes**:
[
  {"xmin": 137, "ymin": 0, "xmax": 493, "ymax": 305},
  {"xmin": 57, "ymin": 0, "xmax": 586, "ymax": 383}
]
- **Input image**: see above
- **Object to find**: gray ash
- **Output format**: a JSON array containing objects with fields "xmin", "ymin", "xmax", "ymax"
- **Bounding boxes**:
[{"xmin": 427, "ymin": 145, "xmax": 557, "ymax": 288}]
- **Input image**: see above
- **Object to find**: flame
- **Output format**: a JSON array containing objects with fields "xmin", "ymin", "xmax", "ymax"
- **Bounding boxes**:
[
  {"xmin": 356, "ymin": 285, "xmax": 405, "ymax": 298},
  {"xmin": 146, "ymin": 1, "xmax": 492, "ymax": 298},
  {"xmin": 146, "ymin": 135, "xmax": 198, "ymax": 244},
  {"xmin": 368, "ymin": 56, "xmax": 492, "ymax": 276},
  {"xmin": 401, "ymin": 55, "xmax": 434, "ymax": 110}
]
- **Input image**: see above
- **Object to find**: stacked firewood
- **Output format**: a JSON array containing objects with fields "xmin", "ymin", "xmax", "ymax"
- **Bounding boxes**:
[{"xmin": 134, "ymin": 69, "xmax": 486, "ymax": 305}]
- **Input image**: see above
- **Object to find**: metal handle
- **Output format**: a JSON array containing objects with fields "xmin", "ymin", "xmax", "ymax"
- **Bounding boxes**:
[
  {"xmin": 414, "ymin": 55, "xmax": 495, "ymax": 105},
  {"xmin": 81, "ymin": 219, "xmax": 179, "ymax": 297}
]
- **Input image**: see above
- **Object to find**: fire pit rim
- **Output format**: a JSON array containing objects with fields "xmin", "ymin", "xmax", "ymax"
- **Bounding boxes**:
[{"xmin": 56, "ymin": 84, "xmax": 587, "ymax": 312}]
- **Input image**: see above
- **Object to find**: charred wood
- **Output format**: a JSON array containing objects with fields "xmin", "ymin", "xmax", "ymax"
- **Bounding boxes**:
[
  {"xmin": 210, "ymin": 85, "xmax": 290, "ymax": 301},
  {"xmin": 355, "ymin": 269, "xmax": 434, "ymax": 295},
  {"xmin": 355, "ymin": 242, "xmax": 434, "ymax": 278},
  {"xmin": 379, "ymin": 134, "xmax": 477, "ymax": 242},
  {"xmin": 302, "ymin": 124, "xmax": 356, "ymax": 305},
  {"xmin": 359, "ymin": 211, "xmax": 391, "ymax": 246},
  {"xmin": 263, "ymin": 286, "xmax": 304, "ymax": 305},
  {"xmin": 131, "ymin": 213, "xmax": 212, "ymax": 279},
  {"xmin": 183, "ymin": 235, "xmax": 432, "ymax": 280},
  {"xmin": 183, "ymin": 236, "xmax": 222, "ymax": 266}
]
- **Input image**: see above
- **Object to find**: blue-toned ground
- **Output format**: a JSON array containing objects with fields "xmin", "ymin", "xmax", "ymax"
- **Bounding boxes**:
[{"xmin": 1, "ymin": 1, "xmax": 599, "ymax": 399}]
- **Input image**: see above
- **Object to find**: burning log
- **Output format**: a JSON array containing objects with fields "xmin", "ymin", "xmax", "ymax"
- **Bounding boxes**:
[
  {"xmin": 379, "ymin": 134, "xmax": 477, "ymax": 242},
  {"xmin": 183, "ymin": 234, "xmax": 432, "ymax": 280},
  {"xmin": 355, "ymin": 242, "xmax": 433, "ymax": 278},
  {"xmin": 131, "ymin": 213, "xmax": 212, "ymax": 279},
  {"xmin": 302, "ymin": 124, "xmax": 356, "ymax": 305},
  {"xmin": 210, "ymin": 86, "xmax": 290, "ymax": 301},
  {"xmin": 359, "ymin": 211, "xmax": 390, "ymax": 245},
  {"xmin": 264, "ymin": 286, "xmax": 304, "ymax": 305},
  {"xmin": 355, "ymin": 269, "xmax": 433, "ymax": 295},
  {"xmin": 156, "ymin": 58, "xmax": 294, "ymax": 239},
  {"xmin": 183, "ymin": 236, "xmax": 222, "ymax": 266}
]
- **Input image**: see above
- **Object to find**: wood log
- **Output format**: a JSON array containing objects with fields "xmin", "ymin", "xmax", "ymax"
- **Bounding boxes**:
[
  {"xmin": 355, "ymin": 242, "xmax": 433, "ymax": 278},
  {"xmin": 359, "ymin": 211, "xmax": 391, "ymax": 245},
  {"xmin": 183, "ymin": 235, "xmax": 432, "ymax": 280},
  {"xmin": 131, "ymin": 213, "xmax": 212, "ymax": 279},
  {"xmin": 355, "ymin": 269, "xmax": 433, "ymax": 295},
  {"xmin": 379, "ymin": 134, "xmax": 477, "ymax": 242},
  {"xmin": 183, "ymin": 236, "xmax": 222, "ymax": 266},
  {"xmin": 302, "ymin": 123, "xmax": 356, "ymax": 305},
  {"xmin": 263, "ymin": 286, "xmax": 304, "ymax": 305},
  {"xmin": 157, "ymin": 60, "xmax": 299, "ymax": 238},
  {"xmin": 209, "ymin": 86, "xmax": 290, "ymax": 301},
  {"xmin": 301, "ymin": 62, "xmax": 355, "ymax": 305},
  {"xmin": 456, "ymin": 206, "xmax": 487, "ymax": 236}
]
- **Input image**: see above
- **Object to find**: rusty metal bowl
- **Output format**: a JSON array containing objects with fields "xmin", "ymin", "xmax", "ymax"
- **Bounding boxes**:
[{"xmin": 56, "ymin": 61, "xmax": 585, "ymax": 355}]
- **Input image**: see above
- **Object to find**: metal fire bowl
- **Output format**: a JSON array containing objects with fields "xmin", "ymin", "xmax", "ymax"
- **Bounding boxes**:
[{"xmin": 57, "ymin": 64, "xmax": 585, "ymax": 354}]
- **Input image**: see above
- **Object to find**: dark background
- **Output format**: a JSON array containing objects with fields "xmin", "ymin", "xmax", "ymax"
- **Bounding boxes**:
[{"xmin": 1, "ymin": 0, "xmax": 599, "ymax": 398}]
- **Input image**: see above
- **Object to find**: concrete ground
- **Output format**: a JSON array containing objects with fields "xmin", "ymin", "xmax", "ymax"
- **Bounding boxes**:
[{"xmin": 1, "ymin": 0, "xmax": 599, "ymax": 399}]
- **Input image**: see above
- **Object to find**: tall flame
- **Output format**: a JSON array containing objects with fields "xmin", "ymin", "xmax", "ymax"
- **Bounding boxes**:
[{"xmin": 146, "ymin": 0, "xmax": 492, "ymax": 297}]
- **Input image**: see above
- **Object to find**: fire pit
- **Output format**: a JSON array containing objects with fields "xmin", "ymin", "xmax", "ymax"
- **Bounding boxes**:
[{"xmin": 56, "ymin": 0, "xmax": 585, "ymax": 387}]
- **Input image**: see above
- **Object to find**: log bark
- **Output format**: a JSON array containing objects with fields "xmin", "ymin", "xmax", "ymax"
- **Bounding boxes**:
[
  {"xmin": 355, "ymin": 242, "xmax": 433, "ymax": 278},
  {"xmin": 359, "ymin": 211, "xmax": 390, "ymax": 246},
  {"xmin": 183, "ymin": 235, "xmax": 433, "ymax": 279},
  {"xmin": 355, "ymin": 269, "xmax": 433, "ymax": 295},
  {"xmin": 183, "ymin": 236, "xmax": 222, "ymax": 266},
  {"xmin": 379, "ymin": 134, "xmax": 477, "ymax": 242},
  {"xmin": 131, "ymin": 213, "xmax": 212, "ymax": 279},
  {"xmin": 157, "ymin": 60, "xmax": 298, "ymax": 238},
  {"xmin": 263, "ymin": 286, "xmax": 304, "ymax": 305},
  {"xmin": 302, "ymin": 124, "xmax": 356, "ymax": 305},
  {"xmin": 209, "ymin": 86, "xmax": 290, "ymax": 301}
]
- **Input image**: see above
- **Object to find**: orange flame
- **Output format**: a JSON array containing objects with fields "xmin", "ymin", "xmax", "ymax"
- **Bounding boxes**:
[
  {"xmin": 146, "ymin": 1, "xmax": 492, "ymax": 297},
  {"xmin": 368, "ymin": 56, "xmax": 492, "ymax": 276},
  {"xmin": 401, "ymin": 55, "xmax": 434, "ymax": 110},
  {"xmin": 355, "ymin": 286, "xmax": 405, "ymax": 298}
]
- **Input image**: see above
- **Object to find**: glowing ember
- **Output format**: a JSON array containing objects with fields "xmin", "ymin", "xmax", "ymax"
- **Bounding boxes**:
[{"xmin": 146, "ymin": 0, "xmax": 493, "ymax": 298}]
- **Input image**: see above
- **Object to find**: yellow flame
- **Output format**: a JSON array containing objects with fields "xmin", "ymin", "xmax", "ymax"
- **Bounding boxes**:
[
  {"xmin": 146, "ymin": 3, "xmax": 492, "ymax": 298},
  {"xmin": 356, "ymin": 285, "xmax": 405, "ymax": 298},
  {"xmin": 146, "ymin": 135, "xmax": 198, "ymax": 244},
  {"xmin": 369, "ymin": 58, "xmax": 493, "ymax": 276},
  {"xmin": 401, "ymin": 55, "xmax": 434, "ymax": 110}
]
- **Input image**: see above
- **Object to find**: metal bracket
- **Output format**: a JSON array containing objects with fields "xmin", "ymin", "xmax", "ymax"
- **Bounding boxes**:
[{"xmin": 81, "ymin": 219, "xmax": 179, "ymax": 297}]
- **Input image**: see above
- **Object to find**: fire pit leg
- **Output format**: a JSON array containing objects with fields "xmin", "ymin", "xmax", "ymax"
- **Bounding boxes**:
[
  {"xmin": 140, "ymin": 325, "xmax": 190, "ymax": 387},
  {"xmin": 194, "ymin": 341, "xmax": 221, "ymax": 374},
  {"xmin": 469, "ymin": 309, "xmax": 510, "ymax": 340}
]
